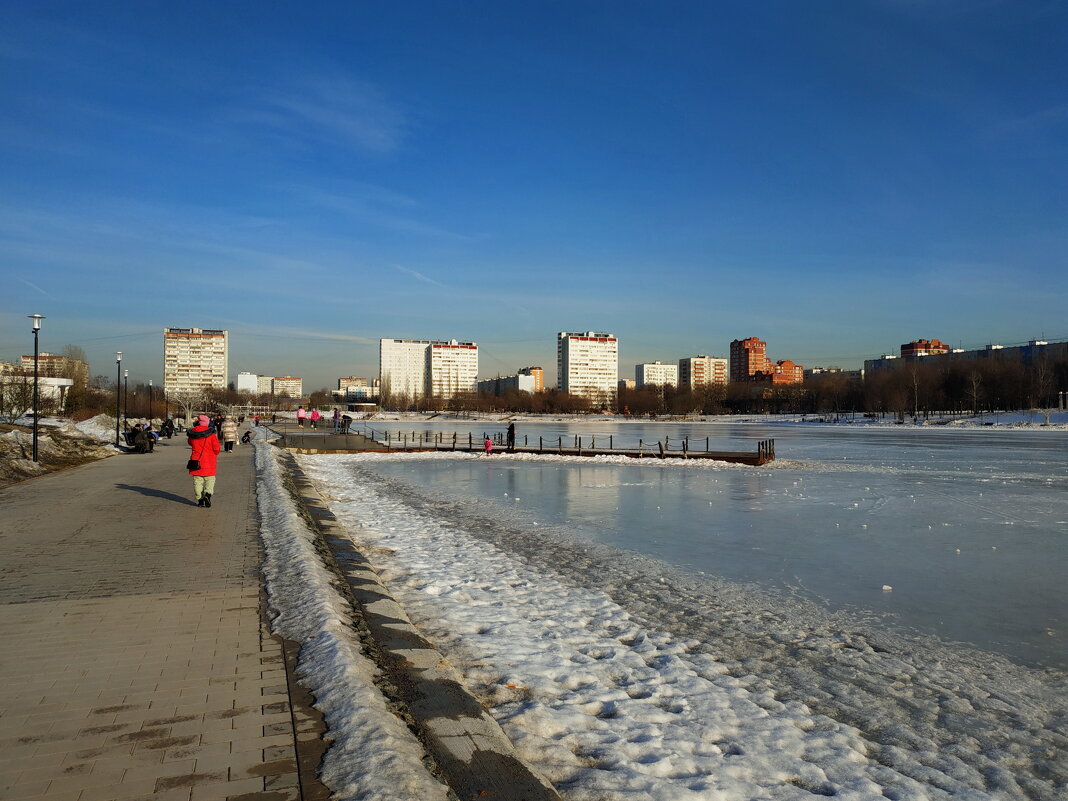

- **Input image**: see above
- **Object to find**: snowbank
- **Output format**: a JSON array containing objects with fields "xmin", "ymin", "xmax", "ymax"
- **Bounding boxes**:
[{"xmin": 253, "ymin": 436, "xmax": 451, "ymax": 801}]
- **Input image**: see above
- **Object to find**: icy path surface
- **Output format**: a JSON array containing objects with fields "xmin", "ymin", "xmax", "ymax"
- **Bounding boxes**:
[{"xmin": 301, "ymin": 453, "xmax": 1067, "ymax": 801}]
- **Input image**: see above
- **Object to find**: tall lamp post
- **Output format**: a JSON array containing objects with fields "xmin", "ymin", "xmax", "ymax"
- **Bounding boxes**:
[
  {"xmin": 123, "ymin": 369, "xmax": 129, "ymax": 425},
  {"xmin": 28, "ymin": 314, "xmax": 45, "ymax": 462},
  {"xmin": 148, "ymin": 380, "xmax": 154, "ymax": 423},
  {"xmin": 115, "ymin": 352, "xmax": 122, "ymax": 447}
]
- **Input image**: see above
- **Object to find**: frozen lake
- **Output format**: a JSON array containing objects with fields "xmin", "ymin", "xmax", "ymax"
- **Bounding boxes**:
[
  {"xmin": 297, "ymin": 421, "xmax": 1067, "ymax": 800},
  {"xmin": 352, "ymin": 420, "xmax": 1067, "ymax": 670}
]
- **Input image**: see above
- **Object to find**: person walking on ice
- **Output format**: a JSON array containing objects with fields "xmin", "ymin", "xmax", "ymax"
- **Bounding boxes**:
[
  {"xmin": 484, "ymin": 436, "xmax": 493, "ymax": 455},
  {"xmin": 187, "ymin": 414, "xmax": 221, "ymax": 507}
]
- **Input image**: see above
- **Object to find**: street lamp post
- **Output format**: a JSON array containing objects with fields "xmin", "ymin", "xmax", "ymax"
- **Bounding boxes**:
[
  {"xmin": 148, "ymin": 380, "xmax": 154, "ymax": 423},
  {"xmin": 115, "ymin": 352, "xmax": 122, "ymax": 447},
  {"xmin": 28, "ymin": 314, "xmax": 45, "ymax": 462},
  {"xmin": 123, "ymin": 369, "xmax": 129, "ymax": 425}
]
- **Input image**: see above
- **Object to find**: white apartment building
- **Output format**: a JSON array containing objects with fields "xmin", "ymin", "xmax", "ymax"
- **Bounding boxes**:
[
  {"xmin": 236, "ymin": 371, "xmax": 259, "ymax": 393},
  {"xmin": 429, "ymin": 341, "xmax": 478, "ymax": 397},
  {"xmin": 257, "ymin": 375, "xmax": 274, "ymax": 394},
  {"xmin": 379, "ymin": 338, "xmax": 478, "ymax": 400},
  {"xmin": 163, "ymin": 327, "xmax": 228, "ymax": 394},
  {"xmin": 557, "ymin": 331, "xmax": 618, "ymax": 406},
  {"xmin": 272, "ymin": 376, "xmax": 303, "ymax": 397},
  {"xmin": 635, "ymin": 360, "xmax": 678, "ymax": 388},
  {"xmin": 678, "ymin": 355, "xmax": 728, "ymax": 389},
  {"xmin": 336, "ymin": 377, "xmax": 380, "ymax": 401},
  {"xmin": 475, "ymin": 373, "xmax": 538, "ymax": 395}
]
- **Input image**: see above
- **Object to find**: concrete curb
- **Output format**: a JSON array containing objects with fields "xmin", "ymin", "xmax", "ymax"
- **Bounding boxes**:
[{"xmin": 279, "ymin": 450, "xmax": 562, "ymax": 801}]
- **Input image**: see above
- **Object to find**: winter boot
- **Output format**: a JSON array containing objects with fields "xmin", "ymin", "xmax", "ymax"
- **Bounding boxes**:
[
  {"xmin": 203, "ymin": 493, "xmax": 212, "ymax": 508},
  {"xmin": 197, "ymin": 496, "xmax": 205, "ymax": 507}
]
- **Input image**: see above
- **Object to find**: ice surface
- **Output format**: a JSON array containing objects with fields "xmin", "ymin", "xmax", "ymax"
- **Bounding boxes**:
[
  {"xmin": 353, "ymin": 422, "xmax": 1068, "ymax": 669},
  {"xmin": 296, "ymin": 425, "xmax": 1067, "ymax": 801}
]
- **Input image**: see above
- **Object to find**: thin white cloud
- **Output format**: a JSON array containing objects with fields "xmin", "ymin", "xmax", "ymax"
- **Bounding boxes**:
[
  {"xmin": 393, "ymin": 265, "xmax": 445, "ymax": 287},
  {"xmin": 285, "ymin": 184, "xmax": 476, "ymax": 242},
  {"xmin": 987, "ymin": 103, "xmax": 1068, "ymax": 142},
  {"xmin": 215, "ymin": 319, "xmax": 378, "ymax": 346},
  {"xmin": 247, "ymin": 75, "xmax": 408, "ymax": 154},
  {"xmin": 17, "ymin": 277, "xmax": 56, "ymax": 300}
]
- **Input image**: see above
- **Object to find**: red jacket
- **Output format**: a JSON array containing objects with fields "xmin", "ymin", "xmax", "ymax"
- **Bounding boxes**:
[{"xmin": 187, "ymin": 425, "xmax": 221, "ymax": 476}]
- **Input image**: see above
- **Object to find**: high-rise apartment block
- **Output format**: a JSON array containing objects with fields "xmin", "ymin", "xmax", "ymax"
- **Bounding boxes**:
[
  {"xmin": 429, "ymin": 341, "xmax": 478, "ymax": 397},
  {"xmin": 163, "ymin": 327, "xmax": 228, "ymax": 394},
  {"xmin": 272, "ymin": 376, "xmax": 303, "ymax": 397},
  {"xmin": 678, "ymin": 356, "xmax": 727, "ymax": 389},
  {"xmin": 557, "ymin": 331, "xmax": 618, "ymax": 405},
  {"xmin": 729, "ymin": 337, "xmax": 769, "ymax": 382},
  {"xmin": 20, "ymin": 352, "xmax": 89, "ymax": 386},
  {"xmin": 730, "ymin": 337, "xmax": 803, "ymax": 385},
  {"xmin": 635, "ymin": 361, "xmax": 678, "ymax": 387},
  {"xmin": 379, "ymin": 338, "xmax": 478, "ymax": 399}
]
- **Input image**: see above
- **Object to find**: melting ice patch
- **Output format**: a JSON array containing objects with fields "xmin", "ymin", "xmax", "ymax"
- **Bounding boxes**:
[{"xmin": 300, "ymin": 453, "xmax": 1067, "ymax": 801}]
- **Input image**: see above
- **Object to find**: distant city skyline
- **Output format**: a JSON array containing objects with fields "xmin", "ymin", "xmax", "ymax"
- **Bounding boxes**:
[{"xmin": 3, "ymin": 3, "xmax": 1066, "ymax": 389}]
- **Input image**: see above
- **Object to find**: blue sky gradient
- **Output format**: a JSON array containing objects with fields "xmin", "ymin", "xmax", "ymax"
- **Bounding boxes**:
[{"xmin": 2, "ymin": 1, "xmax": 1066, "ymax": 389}]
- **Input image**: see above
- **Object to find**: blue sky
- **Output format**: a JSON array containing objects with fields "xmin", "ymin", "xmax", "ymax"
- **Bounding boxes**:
[{"xmin": 2, "ymin": 1, "xmax": 1066, "ymax": 389}]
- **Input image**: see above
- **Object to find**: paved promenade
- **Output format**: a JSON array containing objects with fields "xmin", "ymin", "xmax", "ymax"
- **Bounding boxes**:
[{"xmin": 0, "ymin": 433, "xmax": 329, "ymax": 801}]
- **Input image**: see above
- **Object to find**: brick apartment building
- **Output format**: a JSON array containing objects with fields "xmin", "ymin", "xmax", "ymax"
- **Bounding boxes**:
[
  {"xmin": 901, "ymin": 339, "xmax": 950, "ymax": 357},
  {"xmin": 730, "ymin": 337, "xmax": 803, "ymax": 385}
]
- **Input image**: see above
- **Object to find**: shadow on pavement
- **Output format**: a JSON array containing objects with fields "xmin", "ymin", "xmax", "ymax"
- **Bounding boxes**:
[{"xmin": 115, "ymin": 483, "xmax": 197, "ymax": 506}]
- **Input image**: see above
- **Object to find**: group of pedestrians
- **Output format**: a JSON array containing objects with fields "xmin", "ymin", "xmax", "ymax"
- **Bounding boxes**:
[
  {"xmin": 295, "ymin": 406, "xmax": 323, "ymax": 428},
  {"xmin": 483, "ymin": 422, "xmax": 518, "ymax": 455}
]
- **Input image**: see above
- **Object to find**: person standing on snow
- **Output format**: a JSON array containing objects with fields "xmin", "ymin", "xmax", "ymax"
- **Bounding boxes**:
[
  {"xmin": 187, "ymin": 414, "xmax": 221, "ymax": 507},
  {"xmin": 296, "ymin": 406, "xmax": 307, "ymax": 428}
]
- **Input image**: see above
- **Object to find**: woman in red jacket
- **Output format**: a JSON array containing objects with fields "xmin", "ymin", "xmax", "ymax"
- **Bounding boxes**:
[{"xmin": 187, "ymin": 414, "xmax": 222, "ymax": 507}]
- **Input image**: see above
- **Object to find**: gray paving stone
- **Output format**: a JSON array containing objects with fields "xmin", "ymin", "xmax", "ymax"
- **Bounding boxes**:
[{"xmin": 0, "ymin": 437, "xmax": 327, "ymax": 800}]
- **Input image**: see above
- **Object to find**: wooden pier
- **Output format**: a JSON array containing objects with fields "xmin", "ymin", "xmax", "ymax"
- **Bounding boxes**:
[{"xmin": 271, "ymin": 424, "xmax": 775, "ymax": 466}]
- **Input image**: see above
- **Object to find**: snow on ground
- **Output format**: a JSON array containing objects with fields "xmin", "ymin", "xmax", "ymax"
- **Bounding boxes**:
[
  {"xmin": 253, "ymin": 437, "xmax": 451, "ymax": 801},
  {"xmin": 297, "ymin": 451, "xmax": 1067, "ymax": 801},
  {"xmin": 74, "ymin": 413, "xmax": 123, "ymax": 443}
]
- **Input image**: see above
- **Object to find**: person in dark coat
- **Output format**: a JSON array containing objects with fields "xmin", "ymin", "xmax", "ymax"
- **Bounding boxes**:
[
  {"xmin": 187, "ymin": 414, "xmax": 221, "ymax": 507},
  {"xmin": 507, "ymin": 422, "xmax": 516, "ymax": 452},
  {"xmin": 132, "ymin": 423, "xmax": 150, "ymax": 454}
]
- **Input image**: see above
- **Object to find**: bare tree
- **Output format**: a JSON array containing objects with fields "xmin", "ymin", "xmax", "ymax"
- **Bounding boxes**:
[
  {"xmin": 967, "ymin": 372, "xmax": 984, "ymax": 419},
  {"xmin": 0, "ymin": 371, "xmax": 35, "ymax": 423},
  {"xmin": 166, "ymin": 388, "xmax": 208, "ymax": 426},
  {"xmin": 1033, "ymin": 356, "xmax": 1057, "ymax": 425}
]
